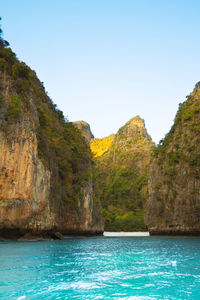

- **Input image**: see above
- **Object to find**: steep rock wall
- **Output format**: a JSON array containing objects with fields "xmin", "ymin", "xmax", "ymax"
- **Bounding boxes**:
[
  {"xmin": 0, "ymin": 121, "xmax": 53, "ymax": 236},
  {"xmin": 145, "ymin": 83, "xmax": 200, "ymax": 235},
  {"xmin": 0, "ymin": 44, "xmax": 103, "ymax": 238}
]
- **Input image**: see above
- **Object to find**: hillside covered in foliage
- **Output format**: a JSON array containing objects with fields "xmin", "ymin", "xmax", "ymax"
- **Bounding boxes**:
[
  {"xmin": 145, "ymin": 83, "xmax": 200, "ymax": 235},
  {"xmin": 0, "ymin": 21, "xmax": 103, "ymax": 238},
  {"xmin": 90, "ymin": 116, "xmax": 155, "ymax": 231}
]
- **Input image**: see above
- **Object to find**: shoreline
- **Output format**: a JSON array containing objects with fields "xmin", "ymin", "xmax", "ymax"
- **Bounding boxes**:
[{"xmin": 103, "ymin": 232, "xmax": 150, "ymax": 237}]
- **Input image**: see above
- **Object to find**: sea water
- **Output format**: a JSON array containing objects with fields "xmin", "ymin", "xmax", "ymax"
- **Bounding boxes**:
[{"xmin": 1, "ymin": 236, "xmax": 200, "ymax": 299}]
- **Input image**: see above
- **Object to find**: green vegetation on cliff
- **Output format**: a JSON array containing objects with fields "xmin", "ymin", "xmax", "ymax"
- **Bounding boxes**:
[
  {"xmin": 154, "ymin": 84, "xmax": 200, "ymax": 168},
  {"xmin": 0, "ymin": 20, "xmax": 103, "ymax": 237},
  {"xmin": 90, "ymin": 116, "xmax": 155, "ymax": 231},
  {"xmin": 90, "ymin": 134, "xmax": 114, "ymax": 158},
  {"xmin": 0, "ymin": 31, "xmax": 92, "ymax": 214},
  {"xmin": 145, "ymin": 83, "xmax": 200, "ymax": 235}
]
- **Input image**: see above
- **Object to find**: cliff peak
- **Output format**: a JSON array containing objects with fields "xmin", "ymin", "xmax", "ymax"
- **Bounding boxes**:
[
  {"xmin": 126, "ymin": 115, "xmax": 144, "ymax": 126},
  {"xmin": 116, "ymin": 116, "xmax": 152, "ymax": 143},
  {"xmin": 73, "ymin": 121, "xmax": 94, "ymax": 143}
]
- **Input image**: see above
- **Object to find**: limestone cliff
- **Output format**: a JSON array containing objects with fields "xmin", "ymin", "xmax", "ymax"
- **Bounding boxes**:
[
  {"xmin": 145, "ymin": 83, "xmax": 200, "ymax": 235},
  {"xmin": 73, "ymin": 121, "xmax": 94, "ymax": 143},
  {"xmin": 0, "ymin": 101, "xmax": 53, "ymax": 237},
  {"xmin": 90, "ymin": 116, "xmax": 155, "ymax": 231},
  {"xmin": 0, "ymin": 41, "xmax": 103, "ymax": 238}
]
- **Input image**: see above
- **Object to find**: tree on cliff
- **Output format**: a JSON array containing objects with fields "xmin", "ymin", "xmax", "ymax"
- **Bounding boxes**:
[{"xmin": 0, "ymin": 17, "xmax": 9, "ymax": 47}]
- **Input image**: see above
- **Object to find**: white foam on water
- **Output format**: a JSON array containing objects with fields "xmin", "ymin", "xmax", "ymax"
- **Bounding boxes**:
[
  {"xmin": 123, "ymin": 297, "xmax": 154, "ymax": 300},
  {"xmin": 121, "ymin": 283, "xmax": 131, "ymax": 287},
  {"xmin": 70, "ymin": 281, "xmax": 100, "ymax": 289},
  {"xmin": 17, "ymin": 297, "xmax": 26, "ymax": 300},
  {"xmin": 103, "ymin": 232, "xmax": 150, "ymax": 237}
]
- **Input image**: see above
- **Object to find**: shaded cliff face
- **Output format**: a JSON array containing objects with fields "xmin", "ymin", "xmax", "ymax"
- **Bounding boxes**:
[
  {"xmin": 0, "ymin": 43, "xmax": 103, "ymax": 238},
  {"xmin": 145, "ymin": 83, "xmax": 200, "ymax": 235},
  {"xmin": 90, "ymin": 116, "xmax": 155, "ymax": 231}
]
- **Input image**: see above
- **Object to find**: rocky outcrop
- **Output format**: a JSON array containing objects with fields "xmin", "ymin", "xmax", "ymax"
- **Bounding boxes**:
[
  {"xmin": 73, "ymin": 121, "xmax": 94, "ymax": 143},
  {"xmin": 0, "ymin": 117, "xmax": 53, "ymax": 238},
  {"xmin": 145, "ymin": 83, "xmax": 200, "ymax": 235},
  {"xmin": 53, "ymin": 177, "xmax": 103, "ymax": 235},
  {"xmin": 90, "ymin": 116, "xmax": 155, "ymax": 231},
  {"xmin": 0, "ymin": 43, "xmax": 103, "ymax": 239}
]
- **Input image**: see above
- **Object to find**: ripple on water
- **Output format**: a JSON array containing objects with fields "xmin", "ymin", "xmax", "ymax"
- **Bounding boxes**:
[{"xmin": 1, "ymin": 237, "xmax": 200, "ymax": 299}]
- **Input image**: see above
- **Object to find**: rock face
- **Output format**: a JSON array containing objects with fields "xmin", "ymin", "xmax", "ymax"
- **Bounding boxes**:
[
  {"xmin": 73, "ymin": 121, "xmax": 94, "ymax": 143},
  {"xmin": 0, "ymin": 113, "xmax": 53, "ymax": 237},
  {"xmin": 90, "ymin": 116, "xmax": 155, "ymax": 231},
  {"xmin": 145, "ymin": 83, "xmax": 200, "ymax": 235},
  {"xmin": 0, "ymin": 43, "xmax": 103, "ymax": 239}
]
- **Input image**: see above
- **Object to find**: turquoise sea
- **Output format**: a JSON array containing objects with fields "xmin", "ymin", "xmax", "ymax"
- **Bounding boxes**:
[{"xmin": 1, "ymin": 236, "xmax": 200, "ymax": 299}]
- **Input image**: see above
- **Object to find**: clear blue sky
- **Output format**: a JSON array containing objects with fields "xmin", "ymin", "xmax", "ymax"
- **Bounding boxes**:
[{"xmin": 1, "ymin": 0, "xmax": 200, "ymax": 143}]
